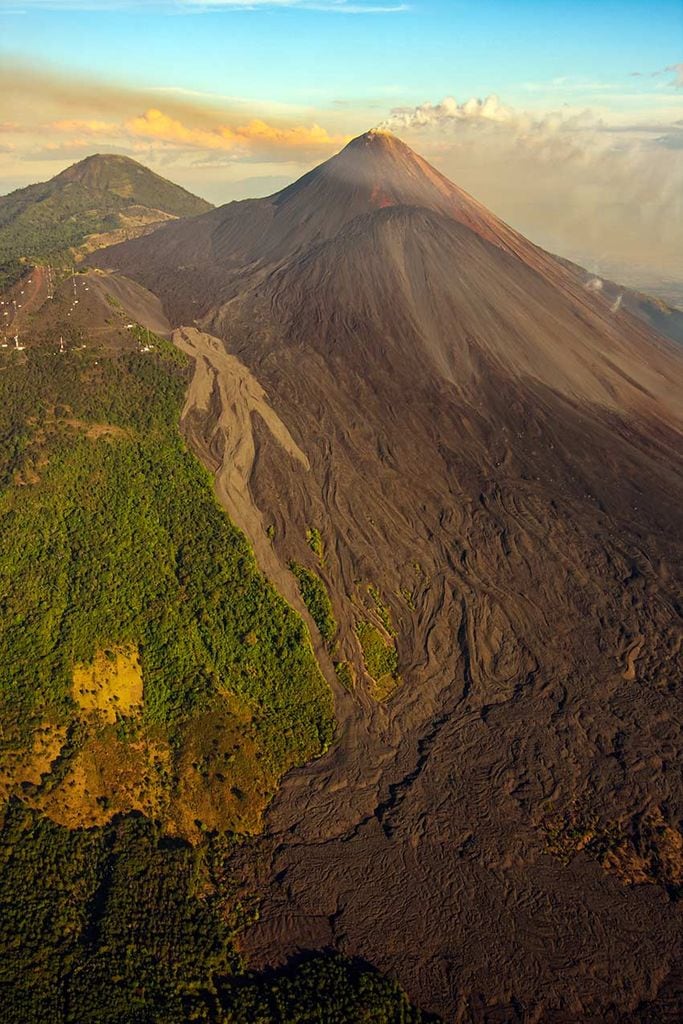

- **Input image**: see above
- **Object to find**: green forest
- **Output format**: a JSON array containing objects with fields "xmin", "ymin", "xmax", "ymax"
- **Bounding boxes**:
[
  {"xmin": 0, "ymin": 338, "xmax": 333, "ymax": 767},
  {"xmin": 290, "ymin": 562, "xmax": 337, "ymax": 649},
  {"xmin": 0, "ymin": 184, "xmax": 123, "ymax": 285},
  {"xmin": 0, "ymin": 331, "xmax": 435, "ymax": 1021}
]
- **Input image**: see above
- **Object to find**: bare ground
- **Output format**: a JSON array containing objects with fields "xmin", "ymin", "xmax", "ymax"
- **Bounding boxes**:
[
  {"xmin": 88, "ymin": 132, "xmax": 683, "ymax": 1021},
  {"xmin": 173, "ymin": 320, "xmax": 682, "ymax": 1023}
]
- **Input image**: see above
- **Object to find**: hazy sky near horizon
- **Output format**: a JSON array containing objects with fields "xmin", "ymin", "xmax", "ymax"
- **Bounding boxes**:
[{"xmin": 1, "ymin": 0, "xmax": 682, "ymax": 282}]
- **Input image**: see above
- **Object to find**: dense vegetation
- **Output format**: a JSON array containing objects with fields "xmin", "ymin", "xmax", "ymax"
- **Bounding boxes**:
[
  {"xmin": 305, "ymin": 526, "xmax": 325, "ymax": 564},
  {"xmin": 0, "ymin": 327, "xmax": 434, "ymax": 1021},
  {"xmin": 0, "ymin": 801, "xmax": 435, "ymax": 1024},
  {"xmin": 0, "ymin": 801, "xmax": 239, "ymax": 1022},
  {"xmin": 218, "ymin": 954, "xmax": 438, "ymax": 1023},
  {"xmin": 356, "ymin": 621, "xmax": 400, "ymax": 699},
  {"xmin": 290, "ymin": 562, "xmax": 337, "ymax": 648},
  {"xmin": 0, "ymin": 184, "xmax": 122, "ymax": 285},
  {"xmin": 0, "ymin": 337, "xmax": 332, "ymax": 770},
  {"xmin": 334, "ymin": 660, "xmax": 356, "ymax": 690}
]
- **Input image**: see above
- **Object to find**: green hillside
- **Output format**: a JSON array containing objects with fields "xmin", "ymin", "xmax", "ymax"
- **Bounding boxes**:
[
  {"xmin": 0, "ymin": 154, "xmax": 212, "ymax": 286},
  {"xmin": 0, "ymin": 326, "xmax": 435, "ymax": 1022},
  {"xmin": 0, "ymin": 330, "xmax": 333, "ymax": 835}
]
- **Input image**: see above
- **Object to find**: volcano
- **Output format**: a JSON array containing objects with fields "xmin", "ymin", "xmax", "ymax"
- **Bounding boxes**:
[{"xmin": 91, "ymin": 131, "xmax": 683, "ymax": 1022}]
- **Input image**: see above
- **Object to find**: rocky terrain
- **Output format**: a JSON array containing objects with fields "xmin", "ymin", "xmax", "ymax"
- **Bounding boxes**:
[{"xmin": 83, "ymin": 130, "xmax": 683, "ymax": 1021}]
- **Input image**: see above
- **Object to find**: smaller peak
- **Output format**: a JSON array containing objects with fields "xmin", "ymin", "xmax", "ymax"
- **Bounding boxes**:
[
  {"xmin": 62, "ymin": 152, "xmax": 136, "ymax": 169},
  {"xmin": 47, "ymin": 153, "xmax": 212, "ymax": 215},
  {"xmin": 82, "ymin": 153, "xmax": 131, "ymax": 162},
  {"xmin": 53, "ymin": 152, "xmax": 142, "ymax": 183}
]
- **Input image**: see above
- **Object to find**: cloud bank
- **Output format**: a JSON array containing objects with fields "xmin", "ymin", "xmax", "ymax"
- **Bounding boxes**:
[
  {"xmin": 47, "ymin": 109, "xmax": 346, "ymax": 154},
  {"xmin": 380, "ymin": 93, "xmax": 683, "ymax": 283},
  {"xmin": 0, "ymin": 62, "xmax": 349, "ymax": 166}
]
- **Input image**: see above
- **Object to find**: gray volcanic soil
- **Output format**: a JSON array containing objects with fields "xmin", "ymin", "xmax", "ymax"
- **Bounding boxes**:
[{"xmin": 92, "ymin": 132, "xmax": 683, "ymax": 1022}]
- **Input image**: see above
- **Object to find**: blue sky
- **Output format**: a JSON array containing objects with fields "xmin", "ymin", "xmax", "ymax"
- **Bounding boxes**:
[{"xmin": 1, "ymin": 0, "xmax": 681, "ymax": 109}]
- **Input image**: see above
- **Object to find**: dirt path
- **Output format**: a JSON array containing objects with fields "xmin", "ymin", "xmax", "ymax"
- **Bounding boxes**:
[{"xmin": 174, "ymin": 326, "xmax": 312, "ymax": 610}]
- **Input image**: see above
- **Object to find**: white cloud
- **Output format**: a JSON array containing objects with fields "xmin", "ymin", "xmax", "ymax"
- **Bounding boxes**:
[
  {"xmin": 381, "ymin": 94, "xmax": 518, "ymax": 130},
  {"xmin": 379, "ymin": 93, "xmax": 683, "ymax": 283},
  {"xmin": 380, "ymin": 93, "xmax": 605, "ymax": 137},
  {"xmin": 667, "ymin": 63, "xmax": 683, "ymax": 88},
  {"xmin": 630, "ymin": 62, "xmax": 683, "ymax": 89}
]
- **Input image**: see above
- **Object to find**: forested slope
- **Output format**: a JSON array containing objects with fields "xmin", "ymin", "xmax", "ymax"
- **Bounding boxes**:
[{"xmin": 0, "ymin": 322, "xmax": 432, "ymax": 1021}]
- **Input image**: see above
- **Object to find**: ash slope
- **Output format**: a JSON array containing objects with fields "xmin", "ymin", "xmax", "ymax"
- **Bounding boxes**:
[{"xmin": 94, "ymin": 130, "xmax": 683, "ymax": 1022}]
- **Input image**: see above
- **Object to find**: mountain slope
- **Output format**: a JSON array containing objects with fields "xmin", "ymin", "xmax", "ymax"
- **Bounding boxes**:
[
  {"xmin": 0, "ymin": 154, "xmax": 212, "ymax": 286},
  {"xmin": 95, "ymin": 130, "xmax": 680, "ymax": 422},
  {"xmin": 557, "ymin": 253, "xmax": 683, "ymax": 346},
  {"xmin": 82, "ymin": 132, "xmax": 683, "ymax": 1020},
  {"xmin": 95, "ymin": 129, "xmax": 580, "ymax": 319},
  {"xmin": 49, "ymin": 153, "xmax": 211, "ymax": 215},
  {"xmin": 0, "ymin": 318, "xmax": 431, "ymax": 1022}
]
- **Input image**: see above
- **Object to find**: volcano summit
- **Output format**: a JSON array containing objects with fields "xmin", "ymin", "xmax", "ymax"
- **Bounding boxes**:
[{"xmin": 87, "ymin": 130, "xmax": 683, "ymax": 1020}]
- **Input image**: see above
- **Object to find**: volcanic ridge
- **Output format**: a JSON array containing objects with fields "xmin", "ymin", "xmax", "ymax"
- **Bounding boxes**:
[{"xmin": 36, "ymin": 130, "xmax": 683, "ymax": 1020}]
